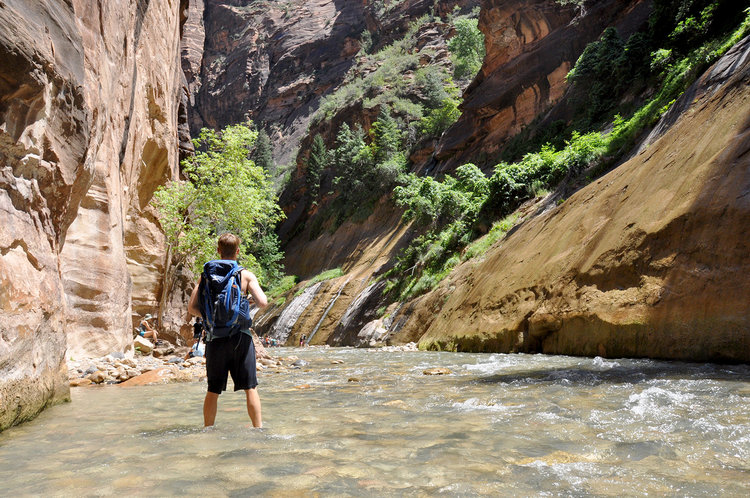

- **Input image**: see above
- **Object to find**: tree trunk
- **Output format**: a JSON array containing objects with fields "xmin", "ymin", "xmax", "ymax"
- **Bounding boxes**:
[{"xmin": 157, "ymin": 242, "xmax": 173, "ymax": 331}]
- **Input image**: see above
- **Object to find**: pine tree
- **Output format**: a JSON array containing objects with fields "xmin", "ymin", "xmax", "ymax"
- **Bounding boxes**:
[
  {"xmin": 252, "ymin": 129, "xmax": 274, "ymax": 174},
  {"xmin": 370, "ymin": 107, "xmax": 402, "ymax": 163},
  {"xmin": 306, "ymin": 134, "xmax": 327, "ymax": 204}
]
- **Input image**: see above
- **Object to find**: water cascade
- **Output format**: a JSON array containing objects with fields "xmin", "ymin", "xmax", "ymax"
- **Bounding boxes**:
[{"xmin": 268, "ymin": 282, "xmax": 321, "ymax": 343}]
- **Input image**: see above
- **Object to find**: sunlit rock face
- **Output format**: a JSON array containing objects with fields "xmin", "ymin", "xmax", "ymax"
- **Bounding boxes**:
[
  {"xmin": 434, "ymin": 0, "xmax": 651, "ymax": 171},
  {"xmin": 0, "ymin": 0, "xmax": 188, "ymax": 430},
  {"xmin": 407, "ymin": 36, "xmax": 750, "ymax": 362}
]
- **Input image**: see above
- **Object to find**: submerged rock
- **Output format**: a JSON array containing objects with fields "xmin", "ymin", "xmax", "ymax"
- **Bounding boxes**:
[
  {"xmin": 423, "ymin": 368, "xmax": 452, "ymax": 376},
  {"xmin": 70, "ymin": 379, "xmax": 92, "ymax": 387}
]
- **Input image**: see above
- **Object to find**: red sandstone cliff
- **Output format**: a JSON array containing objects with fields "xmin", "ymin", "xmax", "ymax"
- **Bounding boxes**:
[
  {"xmin": 253, "ymin": 1, "xmax": 750, "ymax": 362},
  {"xmin": 183, "ymin": 0, "xmax": 478, "ymax": 169},
  {"xmin": 0, "ymin": 0, "xmax": 189, "ymax": 430}
]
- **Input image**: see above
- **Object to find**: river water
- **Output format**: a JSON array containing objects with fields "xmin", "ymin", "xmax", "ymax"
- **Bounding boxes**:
[{"xmin": 1, "ymin": 348, "xmax": 749, "ymax": 496}]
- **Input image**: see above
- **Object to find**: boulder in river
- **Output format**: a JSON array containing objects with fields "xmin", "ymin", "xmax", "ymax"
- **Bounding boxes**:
[
  {"xmin": 87, "ymin": 371, "xmax": 107, "ymax": 384},
  {"xmin": 423, "ymin": 368, "xmax": 452, "ymax": 376}
]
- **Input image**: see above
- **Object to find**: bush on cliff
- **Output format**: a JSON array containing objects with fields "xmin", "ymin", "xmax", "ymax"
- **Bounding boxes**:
[
  {"xmin": 386, "ymin": 130, "xmax": 606, "ymax": 300},
  {"xmin": 448, "ymin": 16, "xmax": 485, "ymax": 81}
]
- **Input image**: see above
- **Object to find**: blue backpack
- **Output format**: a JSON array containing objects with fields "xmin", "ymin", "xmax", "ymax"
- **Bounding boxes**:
[{"xmin": 198, "ymin": 260, "xmax": 252, "ymax": 341}]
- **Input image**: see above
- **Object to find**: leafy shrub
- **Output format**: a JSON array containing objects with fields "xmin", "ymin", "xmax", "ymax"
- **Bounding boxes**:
[
  {"xmin": 448, "ymin": 17, "xmax": 485, "ymax": 80},
  {"xmin": 395, "ymin": 163, "xmax": 488, "ymax": 228},
  {"xmin": 483, "ymin": 131, "xmax": 604, "ymax": 217},
  {"xmin": 418, "ymin": 93, "xmax": 461, "ymax": 138}
]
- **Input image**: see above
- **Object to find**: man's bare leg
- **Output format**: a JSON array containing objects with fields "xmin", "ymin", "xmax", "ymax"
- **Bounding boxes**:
[
  {"xmin": 204, "ymin": 391, "xmax": 219, "ymax": 426},
  {"xmin": 245, "ymin": 388, "xmax": 262, "ymax": 428}
]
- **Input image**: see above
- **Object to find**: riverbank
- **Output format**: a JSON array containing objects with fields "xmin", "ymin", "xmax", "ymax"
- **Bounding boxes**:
[{"xmin": 66, "ymin": 339, "xmax": 420, "ymax": 387}]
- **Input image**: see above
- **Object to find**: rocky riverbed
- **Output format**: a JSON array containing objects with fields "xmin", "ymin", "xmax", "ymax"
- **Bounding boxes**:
[{"xmin": 66, "ymin": 336, "xmax": 419, "ymax": 387}]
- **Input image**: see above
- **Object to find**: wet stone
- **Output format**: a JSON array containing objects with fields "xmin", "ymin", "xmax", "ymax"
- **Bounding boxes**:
[
  {"xmin": 423, "ymin": 368, "xmax": 452, "ymax": 375},
  {"xmin": 88, "ymin": 371, "xmax": 106, "ymax": 384}
]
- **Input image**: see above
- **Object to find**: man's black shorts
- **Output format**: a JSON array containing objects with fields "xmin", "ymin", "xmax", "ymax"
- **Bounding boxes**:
[{"xmin": 205, "ymin": 332, "xmax": 258, "ymax": 394}]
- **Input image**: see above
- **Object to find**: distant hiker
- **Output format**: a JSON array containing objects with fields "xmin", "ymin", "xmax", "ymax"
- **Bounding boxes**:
[
  {"xmin": 137, "ymin": 314, "xmax": 158, "ymax": 342},
  {"xmin": 185, "ymin": 317, "xmax": 205, "ymax": 360},
  {"xmin": 193, "ymin": 316, "xmax": 204, "ymax": 341},
  {"xmin": 188, "ymin": 233, "xmax": 268, "ymax": 428},
  {"xmin": 299, "ymin": 334, "xmax": 306, "ymax": 347}
]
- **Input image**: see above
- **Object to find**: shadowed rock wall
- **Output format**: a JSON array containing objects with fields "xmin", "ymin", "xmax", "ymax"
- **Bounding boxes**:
[
  {"xmin": 435, "ymin": 0, "xmax": 651, "ymax": 171},
  {"xmin": 0, "ymin": 0, "xmax": 188, "ymax": 431}
]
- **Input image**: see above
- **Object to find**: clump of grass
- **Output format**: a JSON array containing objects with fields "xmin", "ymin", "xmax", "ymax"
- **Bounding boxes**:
[
  {"xmin": 268, "ymin": 275, "xmax": 298, "ymax": 299},
  {"xmin": 295, "ymin": 268, "xmax": 344, "ymax": 297},
  {"xmin": 462, "ymin": 213, "xmax": 520, "ymax": 261}
]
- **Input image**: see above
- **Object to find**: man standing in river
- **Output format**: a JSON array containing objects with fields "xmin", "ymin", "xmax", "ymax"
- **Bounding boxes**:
[{"xmin": 188, "ymin": 233, "xmax": 268, "ymax": 428}]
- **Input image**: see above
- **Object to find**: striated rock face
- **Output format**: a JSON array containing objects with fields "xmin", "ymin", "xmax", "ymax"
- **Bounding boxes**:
[
  {"xmin": 0, "ymin": 0, "xmax": 188, "ymax": 430},
  {"xmin": 407, "ymin": 37, "xmax": 750, "ymax": 362},
  {"xmin": 184, "ymin": 0, "xmax": 367, "ymax": 167},
  {"xmin": 184, "ymin": 0, "xmax": 479, "ymax": 169},
  {"xmin": 435, "ymin": 0, "xmax": 651, "ymax": 171}
]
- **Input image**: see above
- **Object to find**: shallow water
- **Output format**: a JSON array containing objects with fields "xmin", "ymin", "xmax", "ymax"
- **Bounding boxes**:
[{"xmin": 1, "ymin": 349, "xmax": 749, "ymax": 496}]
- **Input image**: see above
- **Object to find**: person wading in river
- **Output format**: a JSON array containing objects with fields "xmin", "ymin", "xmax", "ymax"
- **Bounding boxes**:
[{"xmin": 188, "ymin": 233, "xmax": 268, "ymax": 428}]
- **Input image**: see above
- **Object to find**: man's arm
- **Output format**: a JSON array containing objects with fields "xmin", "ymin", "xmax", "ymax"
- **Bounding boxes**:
[
  {"xmin": 242, "ymin": 270, "xmax": 268, "ymax": 308},
  {"xmin": 188, "ymin": 278, "xmax": 202, "ymax": 317}
]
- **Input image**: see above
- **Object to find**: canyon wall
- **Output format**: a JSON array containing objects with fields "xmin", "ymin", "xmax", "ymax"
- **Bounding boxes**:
[
  {"xmin": 0, "ymin": 0, "xmax": 188, "ymax": 431},
  {"xmin": 254, "ymin": 0, "xmax": 750, "ymax": 362},
  {"xmin": 183, "ymin": 0, "xmax": 367, "ymax": 168},
  {"xmin": 435, "ymin": 0, "xmax": 652, "ymax": 171},
  {"xmin": 183, "ymin": 0, "xmax": 478, "ymax": 171},
  {"xmin": 406, "ymin": 36, "xmax": 750, "ymax": 362}
]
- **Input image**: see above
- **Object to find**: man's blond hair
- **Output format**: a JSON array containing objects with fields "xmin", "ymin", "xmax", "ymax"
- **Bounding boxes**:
[{"xmin": 217, "ymin": 233, "xmax": 241, "ymax": 259}]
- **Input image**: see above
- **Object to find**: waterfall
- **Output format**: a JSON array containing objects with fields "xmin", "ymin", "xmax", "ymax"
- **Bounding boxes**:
[
  {"xmin": 337, "ymin": 280, "xmax": 381, "ymax": 331},
  {"xmin": 269, "ymin": 282, "xmax": 322, "ymax": 344}
]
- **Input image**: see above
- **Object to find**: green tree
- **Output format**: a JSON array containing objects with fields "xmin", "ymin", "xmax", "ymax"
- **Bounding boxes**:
[
  {"xmin": 448, "ymin": 17, "xmax": 485, "ymax": 80},
  {"xmin": 306, "ymin": 134, "xmax": 328, "ymax": 204},
  {"xmin": 418, "ymin": 91, "xmax": 461, "ymax": 138},
  {"xmin": 370, "ymin": 107, "xmax": 402, "ymax": 163},
  {"xmin": 153, "ymin": 123, "xmax": 285, "ymax": 325},
  {"xmin": 333, "ymin": 123, "xmax": 373, "ymax": 206},
  {"xmin": 252, "ymin": 128, "xmax": 274, "ymax": 174}
]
